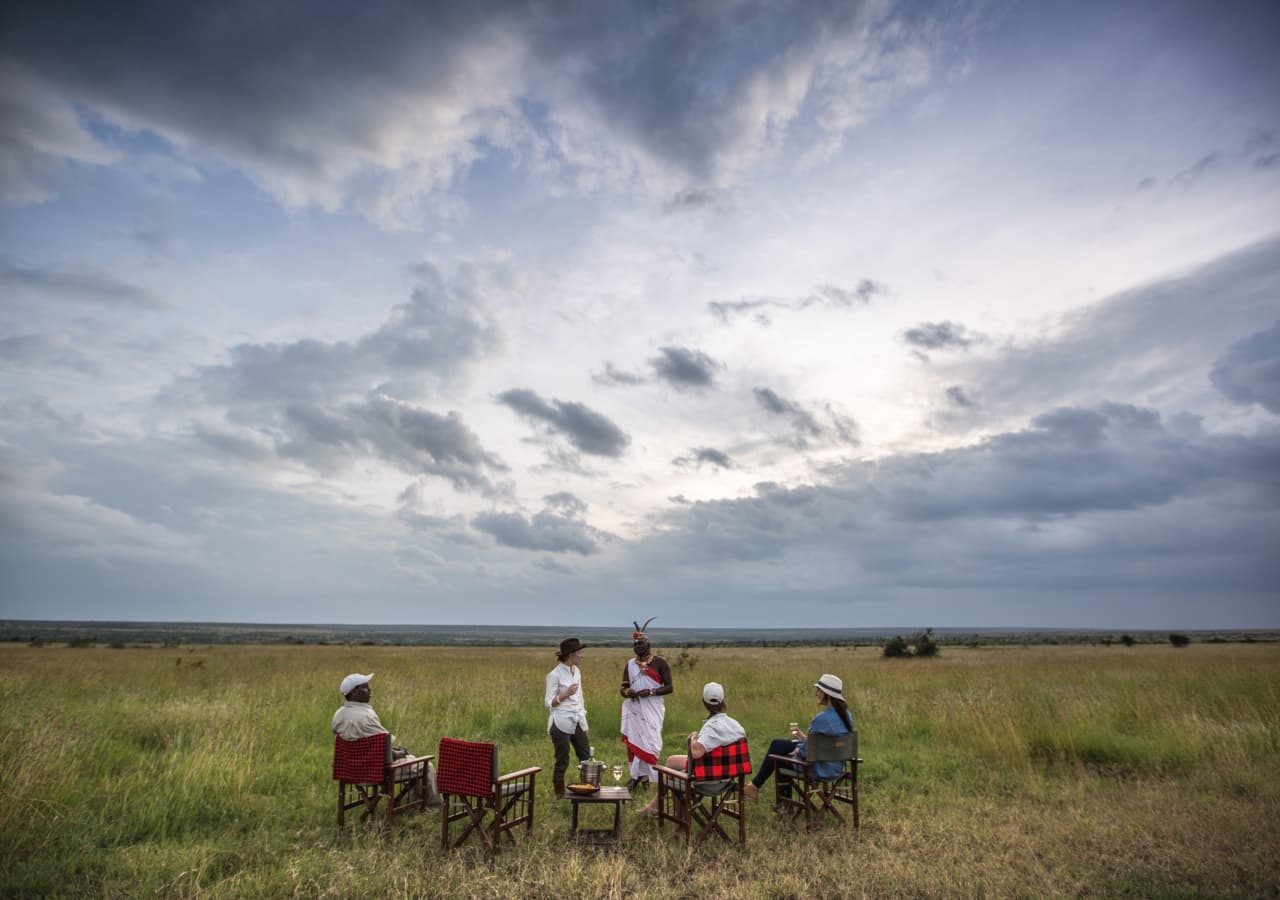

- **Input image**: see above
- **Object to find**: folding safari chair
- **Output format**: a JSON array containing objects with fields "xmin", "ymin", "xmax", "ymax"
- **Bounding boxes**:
[
  {"xmin": 332, "ymin": 732, "xmax": 433, "ymax": 827},
  {"xmin": 437, "ymin": 737, "xmax": 541, "ymax": 855},
  {"xmin": 655, "ymin": 737, "xmax": 751, "ymax": 849},
  {"xmin": 768, "ymin": 730, "xmax": 861, "ymax": 829}
]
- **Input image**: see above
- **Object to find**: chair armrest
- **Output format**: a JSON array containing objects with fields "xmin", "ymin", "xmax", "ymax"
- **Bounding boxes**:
[
  {"xmin": 654, "ymin": 764, "xmax": 690, "ymax": 783},
  {"xmin": 496, "ymin": 766, "xmax": 542, "ymax": 783},
  {"xmin": 767, "ymin": 753, "xmax": 813, "ymax": 769},
  {"xmin": 390, "ymin": 753, "xmax": 433, "ymax": 771}
]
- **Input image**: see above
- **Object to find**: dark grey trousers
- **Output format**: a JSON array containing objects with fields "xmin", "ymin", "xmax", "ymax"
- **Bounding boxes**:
[{"xmin": 549, "ymin": 722, "xmax": 592, "ymax": 780}]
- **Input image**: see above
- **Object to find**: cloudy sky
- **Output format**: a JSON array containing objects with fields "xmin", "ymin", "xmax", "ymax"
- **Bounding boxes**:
[{"xmin": 2, "ymin": 0, "xmax": 1278, "ymax": 629}]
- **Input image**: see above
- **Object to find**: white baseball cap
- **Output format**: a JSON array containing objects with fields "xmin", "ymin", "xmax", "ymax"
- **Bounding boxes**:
[
  {"xmin": 340, "ymin": 673, "xmax": 373, "ymax": 696},
  {"xmin": 702, "ymin": 681, "xmax": 725, "ymax": 704}
]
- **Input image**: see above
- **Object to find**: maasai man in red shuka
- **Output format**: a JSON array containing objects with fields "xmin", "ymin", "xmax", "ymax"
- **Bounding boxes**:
[{"xmin": 619, "ymin": 618, "xmax": 674, "ymax": 789}]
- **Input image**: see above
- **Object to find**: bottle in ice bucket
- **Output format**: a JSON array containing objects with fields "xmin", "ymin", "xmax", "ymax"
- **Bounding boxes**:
[{"xmin": 579, "ymin": 746, "xmax": 603, "ymax": 787}]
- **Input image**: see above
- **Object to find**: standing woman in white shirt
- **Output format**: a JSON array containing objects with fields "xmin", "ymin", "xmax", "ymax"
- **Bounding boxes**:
[{"xmin": 546, "ymin": 637, "xmax": 591, "ymax": 796}]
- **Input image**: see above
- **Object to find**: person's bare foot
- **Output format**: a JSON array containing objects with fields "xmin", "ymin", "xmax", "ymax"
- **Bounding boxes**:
[{"xmin": 743, "ymin": 782, "xmax": 759, "ymax": 801}]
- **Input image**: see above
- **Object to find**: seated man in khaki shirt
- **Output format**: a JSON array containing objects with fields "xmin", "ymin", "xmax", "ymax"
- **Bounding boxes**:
[
  {"xmin": 332, "ymin": 672, "xmax": 438, "ymax": 803},
  {"xmin": 332, "ymin": 672, "xmax": 408, "ymax": 754}
]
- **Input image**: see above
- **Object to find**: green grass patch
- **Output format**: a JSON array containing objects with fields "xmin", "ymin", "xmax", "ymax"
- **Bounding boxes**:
[{"xmin": 1, "ymin": 642, "xmax": 1277, "ymax": 897}]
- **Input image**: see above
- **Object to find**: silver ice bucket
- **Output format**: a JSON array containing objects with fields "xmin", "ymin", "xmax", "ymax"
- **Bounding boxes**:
[{"xmin": 578, "ymin": 759, "xmax": 604, "ymax": 787}]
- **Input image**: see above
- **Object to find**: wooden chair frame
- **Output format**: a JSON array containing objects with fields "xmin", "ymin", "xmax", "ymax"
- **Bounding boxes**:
[
  {"xmin": 333, "ymin": 733, "xmax": 434, "ymax": 827},
  {"xmin": 438, "ymin": 737, "xmax": 541, "ymax": 856},
  {"xmin": 767, "ymin": 730, "xmax": 861, "ymax": 830},
  {"xmin": 655, "ymin": 736, "xmax": 750, "ymax": 849}
]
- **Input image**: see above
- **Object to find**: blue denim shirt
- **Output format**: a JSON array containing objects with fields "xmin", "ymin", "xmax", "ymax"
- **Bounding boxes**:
[{"xmin": 798, "ymin": 707, "xmax": 851, "ymax": 780}]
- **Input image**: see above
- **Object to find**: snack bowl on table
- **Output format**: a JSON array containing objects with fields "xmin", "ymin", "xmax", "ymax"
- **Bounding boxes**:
[{"xmin": 567, "ymin": 782, "xmax": 600, "ymax": 795}]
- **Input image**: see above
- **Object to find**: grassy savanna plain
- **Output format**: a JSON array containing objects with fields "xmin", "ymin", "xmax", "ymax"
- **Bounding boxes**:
[{"xmin": 1, "ymin": 643, "xmax": 1277, "ymax": 898}]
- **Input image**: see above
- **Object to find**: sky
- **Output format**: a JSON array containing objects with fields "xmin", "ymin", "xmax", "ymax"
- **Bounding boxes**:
[{"xmin": 1, "ymin": 0, "xmax": 1278, "ymax": 629}]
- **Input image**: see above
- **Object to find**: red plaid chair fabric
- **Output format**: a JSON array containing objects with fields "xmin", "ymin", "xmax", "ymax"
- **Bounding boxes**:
[
  {"xmin": 655, "ymin": 736, "xmax": 751, "ymax": 848},
  {"xmin": 333, "ymin": 733, "xmax": 388, "ymax": 784},
  {"xmin": 437, "ymin": 738, "xmax": 497, "ymax": 799},
  {"xmin": 332, "ymin": 733, "xmax": 434, "ymax": 827},
  {"xmin": 438, "ymin": 738, "xmax": 541, "ymax": 855},
  {"xmin": 769, "ymin": 730, "xmax": 861, "ymax": 830},
  {"xmin": 689, "ymin": 738, "xmax": 752, "ymax": 781}
]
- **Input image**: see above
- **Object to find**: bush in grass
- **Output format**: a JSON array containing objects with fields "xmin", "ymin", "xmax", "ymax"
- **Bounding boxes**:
[
  {"xmin": 883, "ymin": 628, "xmax": 940, "ymax": 658},
  {"xmin": 1120, "ymin": 634, "xmax": 1136, "ymax": 647},
  {"xmin": 1169, "ymin": 632, "xmax": 1190, "ymax": 648},
  {"xmin": 883, "ymin": 635, "xmax": 908, "ymax": 657}
]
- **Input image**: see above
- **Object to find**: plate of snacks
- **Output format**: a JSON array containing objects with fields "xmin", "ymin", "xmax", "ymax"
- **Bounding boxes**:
[{"xmin": 567, "ymin": 783, "xmax": 600, "ymax": 795}]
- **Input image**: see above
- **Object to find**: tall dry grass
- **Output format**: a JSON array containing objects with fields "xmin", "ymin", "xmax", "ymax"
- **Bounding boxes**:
[{"xmin": 1, "ymin": 642, "xmax": 1277, "ymax": 897}]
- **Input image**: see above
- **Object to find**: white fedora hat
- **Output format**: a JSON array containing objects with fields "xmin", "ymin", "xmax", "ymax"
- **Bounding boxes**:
[{"xmin": 814, "ymin": 673, "xmax": 844, "ymax": 701}]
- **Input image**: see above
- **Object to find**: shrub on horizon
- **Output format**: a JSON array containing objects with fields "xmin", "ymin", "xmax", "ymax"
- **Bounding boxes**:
[
  {"xmin": 1169, "ymin": 633, "xmax": 1190, "ymax": 648},
  {"xmin": 883, "ymin": 628, "xmax": 940, "ymax": 658}
]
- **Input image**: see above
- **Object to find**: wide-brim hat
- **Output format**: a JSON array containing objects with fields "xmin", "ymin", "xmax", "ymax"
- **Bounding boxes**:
[
  {"xmin": 814, "ymin": 673, "xmax": 844, "ymax": 701},
  {"xmin": 558, "ymin": 637, "xmax": 586, "ymax": 657},
  {"xmin": 340, "ymin": 672, "xmax": 373, "ymax": 696}
]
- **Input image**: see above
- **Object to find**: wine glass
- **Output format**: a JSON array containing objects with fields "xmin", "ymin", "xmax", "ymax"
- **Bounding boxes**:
[{"xmin": 611, "ymin": 764, "xmax": 624, "ymax": 785}]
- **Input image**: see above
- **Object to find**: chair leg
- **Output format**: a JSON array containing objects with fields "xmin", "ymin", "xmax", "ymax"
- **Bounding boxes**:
[{"xmin": 441, "ymin": 795, "xmax": 450, "ymax": 851}]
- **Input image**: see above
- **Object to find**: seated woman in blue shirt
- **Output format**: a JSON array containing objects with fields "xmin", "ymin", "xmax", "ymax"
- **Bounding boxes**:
[{"xmin": 743, "ymin": 673, "xmax": 852, "ymax": 801}]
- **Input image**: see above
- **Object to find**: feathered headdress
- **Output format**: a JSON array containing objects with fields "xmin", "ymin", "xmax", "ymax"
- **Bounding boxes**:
[{"xmin": 632, "ymin": 617, "xmax": 655, "ymax": 640}]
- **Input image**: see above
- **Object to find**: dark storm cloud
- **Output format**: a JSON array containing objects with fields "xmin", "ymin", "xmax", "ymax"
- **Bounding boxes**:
[
  {"xmin": 640, "ymin": 402, "xmax": 1280, "ymax": 593},
  {"xmin": 945, "ymin": 385, "xmax": 976, "ymax": 408},
  {"xmin": 754, "ymin": 387, "xmax": 859, "ymax": 449},
  {"xmin": 931, "ymin": 237, "xmax": 1280, "ymax": 422},
  {"xmin": 903, "ymin": 320, "xmax": 978, "ymax": 351},
  {"xmin": 755, "ymin": 387, "xmax": 822, "ymax": 438},
  {"xmin": 471, "ymin": 509, "xmax": 603, "ymax": 555},
  {"xmin": 1211, "ymin": 321, "xmax": 1280, "ymax": 414},
  {"xmin": 709, "ymin": 280, "xmax": 885, "ymax": 325},
  {"xmin": 707, "ymin": 297, "xmax": 789, "ymax": 326},
  {"xmin": 672, "ymin": 447, "xmax": 733, "ymax": 469},
  {"xmin": 497, "ymin": 388, "xmax": 630, "ymax": 457},
  {"xmin": 1, "ymin": 261, "xmax": 163, "ymax": 309},
  {"xmin": 542, "ymin": 2, "xmax": 974, "ymax": 182},
  {"xmin": 649, "ymin": 346, "xmax": 721, "ymax": 390},
  {"xmin": 179, "ymin": 262, "xmax": 496, "ymax": 408},
  {"xmin": 279, "ymin": 395, "xmax": 505, "ymax": 492},
  {"xmin": 592, "ymin": 361, "xmax": 646, "ymax": 387},
  {"xmin": 807, "ymin": 281, "xmax": 882, "ymax": 308},
  {"xmin": 0, "ymin": 1, "xmax": 974, "ymax": 209},
  {"xmin": 0, "ymin": 1, "xmax": 536, "ymax": 206},
  {"xmin": 543, "ymin": 491, "xmax": 587, "ymax": 515}
]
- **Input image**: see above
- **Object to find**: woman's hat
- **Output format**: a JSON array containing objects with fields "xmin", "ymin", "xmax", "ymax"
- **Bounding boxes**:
[
  {"xmin": 558, "ymin": 637, "xmax": 586, "ymax": 657},
  {"xmin": 814, "ymin": 673, "xmax": 844, "ymax": 701}
]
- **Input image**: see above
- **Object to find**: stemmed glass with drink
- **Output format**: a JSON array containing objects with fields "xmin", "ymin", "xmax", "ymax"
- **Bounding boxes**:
[{"xmin": 611, "ymin": 764, "xmax": 624, "ymax": 785}]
